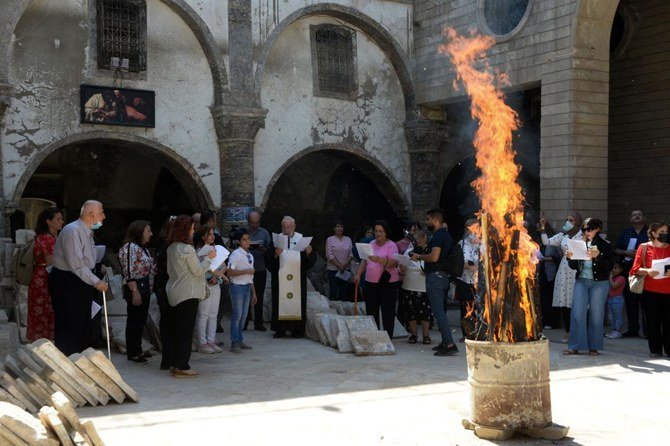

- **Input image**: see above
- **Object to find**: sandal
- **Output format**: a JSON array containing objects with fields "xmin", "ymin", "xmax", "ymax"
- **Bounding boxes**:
[
  {"xmin": 589, "ymin": 350, "xmax": 600, "ymax": 356},
  {"xmin": 563, "ymin": 349, "xmax": 579, "ymax": 356},
  {"xmin": 408, "ymin": 335, "xmax": 417, "ymax": 344},
  {"xmin": 422, "ymin": 336, "xmax": 432, "ymax": 345}
]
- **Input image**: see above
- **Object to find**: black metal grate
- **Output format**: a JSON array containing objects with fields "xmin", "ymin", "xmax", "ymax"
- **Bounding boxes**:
[
  {"xmin": 97, "ymin": 0, "xmax": 147, "ymax": 72},
  {"xmin": 312, "ymin": 25, "xmax": 357, "ymax": 96}
]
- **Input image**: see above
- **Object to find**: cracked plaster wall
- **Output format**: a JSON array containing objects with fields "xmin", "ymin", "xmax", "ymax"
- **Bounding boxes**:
[
  {"xmin": 3, "ymin": 0, "xmax": 220, "ymax": 204},
  {"xmin": 255, "ymin": 16, "xmax": 410, "ymax": 209}
]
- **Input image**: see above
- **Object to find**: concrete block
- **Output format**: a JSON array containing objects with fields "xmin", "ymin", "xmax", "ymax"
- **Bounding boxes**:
[
  {"xmin": 351, "ymin": 330, "xmax": 396, "ymax": 356},
  {"xmin": 82, "ymin": 348, "xmax": 139, "ymax": 403},
  {"xmin": 32, "ymin": 340, "xmax": 109, "ymax": 406},
  {"xmin": 69, "ymin": 353, "xmax": 125, "ymax": 404},
  {"xmin": 0, "ymin": 401, "xmax": 58, "ymax": 446}
]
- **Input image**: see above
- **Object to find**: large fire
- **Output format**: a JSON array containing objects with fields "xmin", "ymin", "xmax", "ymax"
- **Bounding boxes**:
[{"xmin": 439, "ymin": 29, "xmax": 540, "ymax": 342}]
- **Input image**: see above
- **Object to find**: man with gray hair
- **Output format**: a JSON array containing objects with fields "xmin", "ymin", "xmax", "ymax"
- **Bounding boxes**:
[
  {"xmin": 49, "ymin": 200, "xmax": 109, "ymax": 355},
  {"xmin": 246, "ymin": 210, "xmax": 271, "ymax": 331},
  {"xmin": 266, "ymin": 216, "xmax": 316, "ymax": 338}
]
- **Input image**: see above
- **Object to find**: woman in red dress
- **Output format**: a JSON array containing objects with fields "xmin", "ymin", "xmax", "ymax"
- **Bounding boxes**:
[{"xmin": 26, "ymin": 207, "xmax": 64, "ymax": 342}]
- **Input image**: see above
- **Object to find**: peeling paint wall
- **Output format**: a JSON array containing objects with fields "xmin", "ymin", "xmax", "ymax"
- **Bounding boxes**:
[
  {"xmin": 3, "ymin": 0, "xmax": 220, "ymax": 204},
  {"xmin": 255, "ymin": 15, "xmax": 410, "ymax": 208}
]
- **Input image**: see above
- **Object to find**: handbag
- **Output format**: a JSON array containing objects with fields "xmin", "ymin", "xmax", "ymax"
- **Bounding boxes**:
[
  {"xmin": 122, "ymin": 243, "xmax": 151, "ymax": 300},
  {"xmin": 628, "ymin": 243, "xmax": 648, "ymax": 294}
]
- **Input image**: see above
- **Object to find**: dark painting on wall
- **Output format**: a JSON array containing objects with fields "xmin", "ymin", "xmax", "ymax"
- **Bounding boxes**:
[{"xmin": 80, "ymin": 84, "xmax": 155, "ymax": 128}]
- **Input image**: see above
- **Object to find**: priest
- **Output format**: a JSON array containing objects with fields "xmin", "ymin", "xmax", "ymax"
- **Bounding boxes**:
[{"xmin": 266, "ymin": 216, "xmax": 316, "ymax": 338}]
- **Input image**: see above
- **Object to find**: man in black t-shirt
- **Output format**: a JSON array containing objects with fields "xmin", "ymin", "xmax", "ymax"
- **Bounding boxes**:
[{"xmin": 411, "ymin": 208, "xmax": 458, "ymax": 356}]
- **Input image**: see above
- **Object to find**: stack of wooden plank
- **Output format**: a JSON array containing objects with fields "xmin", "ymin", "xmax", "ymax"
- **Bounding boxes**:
[
  {"xmin": 0, "ymin": 339, "xmax": 138, "ymax": 412},
  {"xmin": 0, "ymin": 391, "xmax": 106, "ymax": 445}
]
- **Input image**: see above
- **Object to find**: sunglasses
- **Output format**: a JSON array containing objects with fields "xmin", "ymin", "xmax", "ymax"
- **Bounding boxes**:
[{"xmin": 581, "ymin": 227, "xmax": 596, "ymax": 232}]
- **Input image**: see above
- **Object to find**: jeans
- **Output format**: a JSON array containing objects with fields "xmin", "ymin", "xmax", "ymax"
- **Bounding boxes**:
[
  {"xmin": 196, "ymin": 285, "xmax": 221, "ymax": 345},
  {"xmin": 230, "ymin": 283, "xmax": 251, "ymax": 344},
  {"xmin": 328, "ymin": 270, "xmax": 350, "ymax": 301},
  {"xmin": 569, "ymin": 278, "xmax": 609, "ymax": 351},
  {"xmin": 426, "ymin": 272, "xmax": 454, "ymax": 346},
  {"xmin": 607, "ymin": 295, "xmax": 624, "ymax": 332}
]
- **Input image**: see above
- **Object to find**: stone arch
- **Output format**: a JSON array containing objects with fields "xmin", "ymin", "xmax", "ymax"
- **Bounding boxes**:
[
  {"xmin": 260, "ymin": 143, "xmax": 409, "ymax": 218},
  {"xmin": 253, "ymin": 3, "xmax": 416, "ymax": 114},
  {"xmin": 12, "ymin": 131, "xmax": 214, "ymax": 209},
  {"xmin": 0, "ymin": 0, "xmax": 228, "ymax": 103},
  {"xmin": 571, "ymin": 0, "xmax": 620, "ymax": 58}
]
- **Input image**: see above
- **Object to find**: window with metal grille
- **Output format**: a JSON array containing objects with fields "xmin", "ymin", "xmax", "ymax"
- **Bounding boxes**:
[
  {"xmin": 97, "ymin": 0, "xmax": 147, "ymax": 72},
  {"xmin": 310, "ymin": 25, "xmax": 358, "ymax": 99}
]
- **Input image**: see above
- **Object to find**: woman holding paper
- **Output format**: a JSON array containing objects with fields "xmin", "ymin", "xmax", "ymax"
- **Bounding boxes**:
[
  {"xmin": 325, "ymin": 221, "xmax": 353, "ymax": 301},
  {"xmin": 354, "ymin": 219, "xmax": 400, "ymax": 338},
  {"xmin": 629, "ymin": 222, "xmax": 670, "ymax": 357},
  {"xmin": 399, "ymin": 230, "xmax": 433, "ymax": 344},
  {"xmin": 119, "ymin": 220, "xmax": 157, "ymax": 364},
  {"xmin": 539, "ymin": 211, "xmax": 583, "ymax": 341},
  {"xmin": 194, "ymin": 225, "xmax": 228, "ymax": 354},
  {"xmin": 165, "ymin": 215, "xmax": 216, "ymax": 377},
  {"xmin": 226, "ymin": 228, "xmax": 257, "ymax": 353},
  {"xmin": 564, "ymin": 217, "xmax": 613, "ymax": 356}
]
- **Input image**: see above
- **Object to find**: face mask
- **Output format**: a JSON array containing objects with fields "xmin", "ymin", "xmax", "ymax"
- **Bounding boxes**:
[
  {"xmin": 91, "ymin": 221, "xmax": 103, "ymax": 230},
  {"xmin": 658, "ymin": 233, "xmax": 668, "ymax": 244},
  {"xmin": 427, "ymin": 224, "xmax": 435, "ymax": 232},
  {"xmin": 561, "ymin": 221, "xmax": 574, "ymax": 232}
]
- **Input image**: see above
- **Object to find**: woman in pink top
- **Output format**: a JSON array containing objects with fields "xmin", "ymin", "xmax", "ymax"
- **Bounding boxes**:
[
  {"xmin": 325, "ymin": 221, "xmax": 353, "ymax": 301},
  {"xmin": 354, "ymin": 220, "xmax": 400, "ymax": 337}
]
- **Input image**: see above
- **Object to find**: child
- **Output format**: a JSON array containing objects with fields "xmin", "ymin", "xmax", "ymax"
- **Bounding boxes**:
[{"xmin": 605, "ymin": 262, "xmax": 626, "ymax": 339}]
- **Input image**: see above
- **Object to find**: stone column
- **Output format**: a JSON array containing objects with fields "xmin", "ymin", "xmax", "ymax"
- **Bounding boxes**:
[
  {"xmin": 0, "ymin": 82, "xmax": 13, "ymax": 237},
  {"xmin": 404, "ymin": 118, "xmax": 448, "ymax": 222}
]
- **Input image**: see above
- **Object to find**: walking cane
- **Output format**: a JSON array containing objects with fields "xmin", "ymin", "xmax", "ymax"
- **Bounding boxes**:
[{"xmin": 102, "ymin": 289, "xmax": 112, "ymax": 360}]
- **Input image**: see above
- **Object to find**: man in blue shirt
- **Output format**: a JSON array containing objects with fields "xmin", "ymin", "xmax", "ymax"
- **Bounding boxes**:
[
  {"xmin": 614, "ymin": 209, "xmax": 649, "ymax": 337},
  {"xmin": 411, "ymin": 209, "xmax": 458, "ymax": 356}
]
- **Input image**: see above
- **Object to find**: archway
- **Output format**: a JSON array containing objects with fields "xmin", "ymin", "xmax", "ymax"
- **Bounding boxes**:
[
  {"xmin": 14, "ymin": 136, "xmax": 212, "ymax": 250},
  {"xmin": 261, "ymin": 148, "xmax": 408, "ymax": 250}
]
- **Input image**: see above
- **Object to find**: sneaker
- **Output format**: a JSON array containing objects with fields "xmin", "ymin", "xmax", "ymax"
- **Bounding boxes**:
[
  {"xmin": 434, "ymin": 344, "xmax": 459, "ymax": 357},
  {"xmin": 239, "ymin": 342, "xmax": 253, "ymax": 350},
  {"xmin": 606, "ymin": 331, "xmax": 622, "ymax": 339},
  {"xmin": 230, "ymin": 343, "xmax": 242, "ymax": 353},
  {"xmin": 198, "ymin": 344, "xmax": 216, "ymax": 354},
  {"xmin": 432, "ymin": 342, "xmax": 447, "ymax": 351},
  {"xmin": 208, "ymin": 343, "xmax": 223, "ymax": 353},
  {"xmin": 543, "ymin": 325, "xmax": 553, "ymax": 330}
]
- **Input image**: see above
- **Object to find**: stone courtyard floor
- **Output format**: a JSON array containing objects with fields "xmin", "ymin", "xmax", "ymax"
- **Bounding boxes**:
[{"xmin": 77, "ymin": 313, "xmax": 669, "ymax": 446}]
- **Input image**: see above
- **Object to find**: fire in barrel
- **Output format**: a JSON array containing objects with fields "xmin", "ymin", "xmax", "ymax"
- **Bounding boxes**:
[{"xmin": 439, "ymin": 29, "xmax": 567, "ymax": 440}]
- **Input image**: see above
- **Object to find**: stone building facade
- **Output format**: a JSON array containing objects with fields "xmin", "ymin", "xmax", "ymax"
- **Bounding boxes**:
[{"xmin": 0, "ymin": 0, "xmax": 667, "ymax": 246}]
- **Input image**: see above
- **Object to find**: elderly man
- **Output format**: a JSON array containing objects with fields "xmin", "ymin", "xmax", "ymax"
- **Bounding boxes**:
[
  {"xmin": 48, "ymin": 200, "xmax": 109, "ymax": 355},
  {"xmin": 266, "ymin": 216, "xmax": 316, "ymax": 338},
  {"xmin": 246, "ymin": 210, "xmax": 271, "ymax": 331}
]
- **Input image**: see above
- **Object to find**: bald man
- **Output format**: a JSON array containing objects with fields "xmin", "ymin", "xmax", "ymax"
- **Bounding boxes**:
[{"xmin": 49, "ymin": 200, "xmax": 109, "ymax": 355}]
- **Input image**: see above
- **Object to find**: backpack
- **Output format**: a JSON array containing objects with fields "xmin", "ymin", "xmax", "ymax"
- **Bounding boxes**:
[
  {"xmin": 442, "ymin": 240, "xmax": 464, "ymax": 279},
  {"xmin": 14, "ymin": 239, "xmax": 35, "ymax": 286}
]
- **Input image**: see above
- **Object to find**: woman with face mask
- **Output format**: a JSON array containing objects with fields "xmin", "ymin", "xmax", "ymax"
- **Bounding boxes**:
[
  {"xmin": 539, "ymin": 211, "xmax": 583, "ymax": 342},
  {"xmin": 629, "ymin": 222, "xmax": 670, "ymax": 358}
]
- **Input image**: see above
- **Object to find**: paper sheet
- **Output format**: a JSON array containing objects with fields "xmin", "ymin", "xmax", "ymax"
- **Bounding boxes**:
[
  {"xmin": 567, "ymin": 239, "xmax": 589, "ymax": 260},
  {"xmin": 208, "ymin": 245, "xmax": 230, "ymax": 272},
  {"xmin": 91, "ymin": 301, "xmax": 101, "ymax": 319},
  {"xmin": 272, "ymin": 233, "xmax": 288, "ymax": 250},
  {"xmin": 293, "ymin": 236, "xmax": 312, "ymax": 252},
  {"xmin": 651, "ymin": 257, "xmax": 670, "ymax": 279},
  {"xmin": 335, "ymin": 270, "xmax": 352, "ymax": 282},
  {"xmin": 356, "ymin": 243, "xmax": 373, "ymax": 260},
  {"xmin": 394, "ymin": 253, "xmax": 412, "ymax": 267},
  {"xmin": 625, "ymin": 238, "xmax": 637, "ymax": 260}
]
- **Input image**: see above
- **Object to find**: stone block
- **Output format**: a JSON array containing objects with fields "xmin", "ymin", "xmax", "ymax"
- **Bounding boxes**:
[
  {"xmin": 50, "ymin": 391, "xmax": 82, "ymax": 431},
  {"xmin": 19, "ymin": 346, "xmax": 85, "ymax": 408},
  {"xmin": 32, "ymin": 340, "xmax": 109, "ymax": 406},
  {"xmin": 333, "ymin": 316, "xmax": 354, "ymax": 353},
  {"xmin": 69, "ymin": 353, "xmax": 125, "ymax": 404},
  {"xmin": 38, "ymin": 406, "xmax": 74, "ymax": 446},
  {"xmin": 81, "ymin": 420, "xmax": 105, "ymax": 446},
  {"xmin": 344, "ymin": 315, "xmax": 377, "ymax": 334},
  {"xmin": 82, "ymin": 348, "xmax": 139, "ymax": 402},
  {"xmin": 320, "ymin": 314, "xmax": 338, "ymax": 347},
  {"xmin": 0, "ymin": 401, "xmax": 58, "ymax": 446},
  {"xmin": 4, "ymin": 355, "xmax": 51, "ymax": 405},
  {"xmin": 0, "ymin": 371, "xmax": 38, "ymax": 413},
  {"xmin": 351, "ymin": 330, "xmax": 396, "ymax": 356}
]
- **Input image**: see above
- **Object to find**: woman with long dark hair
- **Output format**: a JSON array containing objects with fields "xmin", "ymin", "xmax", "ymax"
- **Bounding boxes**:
[
  {"xmin": 165, "ymin": 215, "xmax": 215, "ymax": 377},
  {"xmin": 119, "ymin": 220, "xmax": 156, "ymax": 364},
  {"xmin": 26, "ymin": 207, "xmax": 64, "ymax": 341},
  {"xmin": 154, "ymin": 216, "xmax": 176, "ymax": 370}
]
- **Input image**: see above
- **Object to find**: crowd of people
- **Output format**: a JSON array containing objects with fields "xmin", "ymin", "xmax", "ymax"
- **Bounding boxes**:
[{"xmin": 21, "ymin": 201, "xmax": 670, "ymax": 378}]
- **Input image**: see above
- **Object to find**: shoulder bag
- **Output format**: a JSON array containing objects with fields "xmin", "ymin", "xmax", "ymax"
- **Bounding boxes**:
[
  {"xmin": 628, "ymin": 243, "xmax": 648, "ymax": 294},
  {"xmin": 122, "ymin": 243, "xmax": 151, "ymax": 301}
]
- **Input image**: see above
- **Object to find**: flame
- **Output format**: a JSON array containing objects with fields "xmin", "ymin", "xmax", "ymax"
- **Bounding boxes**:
[{"xmin": 439, "ymin": 29, "xmax": 538, "ymax": 342}]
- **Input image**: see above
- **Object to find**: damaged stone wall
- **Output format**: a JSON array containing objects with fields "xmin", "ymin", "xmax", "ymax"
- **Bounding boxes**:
[
  {"xmin": 255, "ymin": 15, "xmax": 411, "ymax": 211},
  {"xmin": 3, "ymin": 0, "xmax": 221, "ymax": 206}
]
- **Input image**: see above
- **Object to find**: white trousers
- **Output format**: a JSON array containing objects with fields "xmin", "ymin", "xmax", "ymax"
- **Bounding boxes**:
[{"xmin": 196, "ymin": 284, "xmax": 221, "ymax": 345}]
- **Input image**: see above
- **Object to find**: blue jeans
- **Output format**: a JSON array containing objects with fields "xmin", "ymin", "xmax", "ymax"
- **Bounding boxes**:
[
  {"xmin": 569, "ymin": 279, "xmax": 609, "ymax": 351},
  {"xmin": 229, "ymin": 283, "xmax": 251, "ymax": 344},
  {"xmin": 607, "ymin": 295, "xmax": 625, "ymax": 332},
  {"xmin": 426, "ymin": 272, "xmax": 454, "ymax": 346}
]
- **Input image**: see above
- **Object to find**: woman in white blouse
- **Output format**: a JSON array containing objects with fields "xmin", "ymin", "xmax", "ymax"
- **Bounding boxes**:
[{"xmin": 226, "ymin": 228, "xmax": 257, "ymax": 353}]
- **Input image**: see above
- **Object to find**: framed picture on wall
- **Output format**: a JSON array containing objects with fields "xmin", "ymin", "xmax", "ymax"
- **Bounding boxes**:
[{"xmin": 80, "ymin": 85, "xmax": 155, "ymax": 128}]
